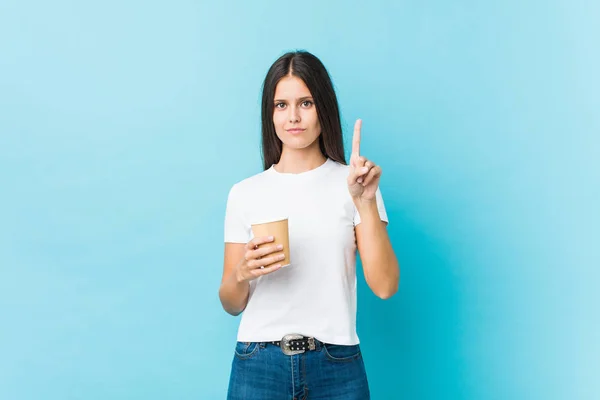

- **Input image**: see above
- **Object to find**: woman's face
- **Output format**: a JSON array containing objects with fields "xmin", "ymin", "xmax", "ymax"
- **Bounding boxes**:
[{"xmin": 272, "ymin": 75, "xmax": 321, "ymax": 150}]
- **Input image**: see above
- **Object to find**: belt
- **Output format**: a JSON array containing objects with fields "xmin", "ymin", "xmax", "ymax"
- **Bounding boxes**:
[{"xmin": 266, "ymin": 334, "xmax": 319, "ymax": 356}]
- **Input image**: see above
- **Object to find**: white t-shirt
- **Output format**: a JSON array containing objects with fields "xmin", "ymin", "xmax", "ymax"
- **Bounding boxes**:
[{"xmin": 223, "ymin": 157, "xmax": 388, "ymax": 345}]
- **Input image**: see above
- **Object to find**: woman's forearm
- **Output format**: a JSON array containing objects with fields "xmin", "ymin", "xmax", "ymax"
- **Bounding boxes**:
[
  {"xmin": 219, "ymin": 269, "xmax": 250, "ymax": 316},
  {"xmin": 355, "ymin": 199, "xmax": 400, "ymax": 299}
]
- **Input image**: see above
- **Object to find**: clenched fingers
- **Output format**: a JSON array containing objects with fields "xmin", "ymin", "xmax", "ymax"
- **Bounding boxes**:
[
  {"xmin": 250, "ymin": 262, "xmax": 283, "ymax": 277},
  {"xmin": 246, "ymin": 235, "xmax": 275, "ymax": 251},
  {"xmin": 248, "ymin": 252, "xmax": 286, "ymax": 269},
  {"xmin": 360, "ymin": 165, "xmax": 381, "ymax": 186}
]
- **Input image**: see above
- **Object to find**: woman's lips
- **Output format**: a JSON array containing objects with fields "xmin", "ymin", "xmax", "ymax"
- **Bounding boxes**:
[{"xmin": 287, "ymin": 128, "xmax": 305, "ymax": 135}]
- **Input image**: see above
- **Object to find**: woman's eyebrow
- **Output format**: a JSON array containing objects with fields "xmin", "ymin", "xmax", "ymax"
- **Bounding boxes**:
[{"xmin": 274, "ymin": 96, "xmax": 314, "ymax": 102}]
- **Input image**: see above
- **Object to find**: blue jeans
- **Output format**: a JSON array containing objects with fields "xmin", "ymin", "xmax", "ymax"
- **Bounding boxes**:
[{"xmin": 227, "ymin": 340, "xmax": 370, "ymax": 399}]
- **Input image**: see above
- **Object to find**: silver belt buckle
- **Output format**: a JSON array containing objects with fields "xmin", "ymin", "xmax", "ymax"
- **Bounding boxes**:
[{"xmin": 280, "ymin": 333, "xmax": 306, "ymax": 356}]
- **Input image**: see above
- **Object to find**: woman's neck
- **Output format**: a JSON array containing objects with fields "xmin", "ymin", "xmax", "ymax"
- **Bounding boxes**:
[{"xmin": 273, "ymin": 148, "xmax": 327, "ymax": 174}]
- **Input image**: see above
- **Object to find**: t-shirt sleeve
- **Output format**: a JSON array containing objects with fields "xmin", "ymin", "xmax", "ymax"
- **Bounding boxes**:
[
  {"xmin": 224, "ymin": 184, "xmax": 252, "ymax": 243},
  {"xmin": 353, "ymin": 187, "xmax": 389, "ymax": 226}
]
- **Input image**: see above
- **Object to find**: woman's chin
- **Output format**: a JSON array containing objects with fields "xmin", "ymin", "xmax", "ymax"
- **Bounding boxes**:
[{"xmin": 281, "ymin": 136, "xmax": 320, "ymax": 150}]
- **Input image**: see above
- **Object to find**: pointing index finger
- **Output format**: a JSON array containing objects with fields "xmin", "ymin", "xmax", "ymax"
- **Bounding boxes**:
[{"xmin": 352, "ymin": 119, "xmax": 362, "ymax": 157}]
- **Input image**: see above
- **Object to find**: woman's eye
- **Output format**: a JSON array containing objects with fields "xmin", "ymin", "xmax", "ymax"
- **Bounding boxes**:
[
  {"xmin": 275, "ymin": 102, "xmax": 286, "ymax": 109},
  {"xmin": 302, "ymin": 100, "xmax": 313, "ymax": 107}
]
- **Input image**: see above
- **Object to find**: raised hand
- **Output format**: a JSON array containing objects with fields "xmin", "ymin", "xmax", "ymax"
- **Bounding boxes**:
[{"xmin": 347, "ymin": 119, "xmax": 382, "ymax": 201}]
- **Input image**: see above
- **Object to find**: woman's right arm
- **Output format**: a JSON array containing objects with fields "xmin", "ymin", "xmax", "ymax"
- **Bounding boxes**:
[
  {"xmin": 219, "ymin": 242, "xmax": 252, "ymax": 316},
  {"xmin": 219, "ymin": 237, "xmax": 286, "ymax": 316}
]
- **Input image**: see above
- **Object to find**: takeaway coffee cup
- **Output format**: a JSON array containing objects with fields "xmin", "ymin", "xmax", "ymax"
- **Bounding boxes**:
[{"xmin": 251, "ymin": 217, "xmax": 291, "ymax": 268}]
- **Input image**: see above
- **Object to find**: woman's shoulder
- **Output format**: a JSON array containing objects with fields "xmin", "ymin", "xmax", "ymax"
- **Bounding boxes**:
[
  {"xmin": 325, "ymin": 158, "xmax": 351, "ymax": 177},
  {"xmin": 227, "ymin": 168, "xmax": 273, "ymax": 195},
  {"xmin": 329, "ymin": 159, "xmax": 350, "ymax": 170}
]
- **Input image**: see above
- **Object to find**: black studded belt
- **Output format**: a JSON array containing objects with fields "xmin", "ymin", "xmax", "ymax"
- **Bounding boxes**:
[{"xmin": 268, "ymin": 334, "xmax": 319, "ymax": 356}]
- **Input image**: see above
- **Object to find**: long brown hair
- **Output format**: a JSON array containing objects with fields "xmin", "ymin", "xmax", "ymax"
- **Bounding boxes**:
[{"xmin": 260, "ymin": 51, "xmax": 347, "ymax": 170}]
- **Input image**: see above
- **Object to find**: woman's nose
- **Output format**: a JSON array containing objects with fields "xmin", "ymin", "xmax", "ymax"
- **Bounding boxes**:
[{"xmin": 289, "ymin": 108, "xmax": 300, "ymax": 123}]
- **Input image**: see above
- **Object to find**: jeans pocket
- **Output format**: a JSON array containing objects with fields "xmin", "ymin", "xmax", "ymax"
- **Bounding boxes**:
[
  {"xmin": 323, "ymin": 343, "xmax": 362, "ymax": 362},
  {"xmin": 234, "ymin": 341, "xmax": 260, "ymax": 360}
]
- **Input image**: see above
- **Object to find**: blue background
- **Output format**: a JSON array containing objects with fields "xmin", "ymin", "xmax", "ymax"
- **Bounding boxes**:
[{"xmin": 1, "ymin": 1, "xmax": 598, "ymax": 399}]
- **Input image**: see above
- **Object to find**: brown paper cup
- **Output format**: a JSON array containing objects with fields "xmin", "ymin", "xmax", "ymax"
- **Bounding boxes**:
[{"xmin": 251, "ymin": 217, "xmax": 291, "ymax": 268}]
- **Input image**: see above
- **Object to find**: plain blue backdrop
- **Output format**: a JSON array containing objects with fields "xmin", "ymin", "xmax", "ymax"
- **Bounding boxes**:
[{"xmin": 1, "ymin": 1, "xmax": 598, "ymax": 399}]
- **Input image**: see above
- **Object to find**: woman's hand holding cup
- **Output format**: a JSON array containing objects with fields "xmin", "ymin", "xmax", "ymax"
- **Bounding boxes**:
[{"xmin": 236, "ymin": 236, "xmax": 285, "ymax": 283}]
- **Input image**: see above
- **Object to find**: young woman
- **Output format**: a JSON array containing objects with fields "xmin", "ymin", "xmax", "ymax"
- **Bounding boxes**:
[{"xmin": 219, "ymin": 50, "xmax": 400, "ymax": 400}]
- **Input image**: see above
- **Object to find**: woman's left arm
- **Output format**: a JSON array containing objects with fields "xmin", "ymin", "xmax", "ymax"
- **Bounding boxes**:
[
  {"xmin": 354, "ymin": 200, "xmax": 399, "ymax": 299},
  {"xmin": 347, "ymin": 119, "xmax": 400, "ymax": 299}
]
